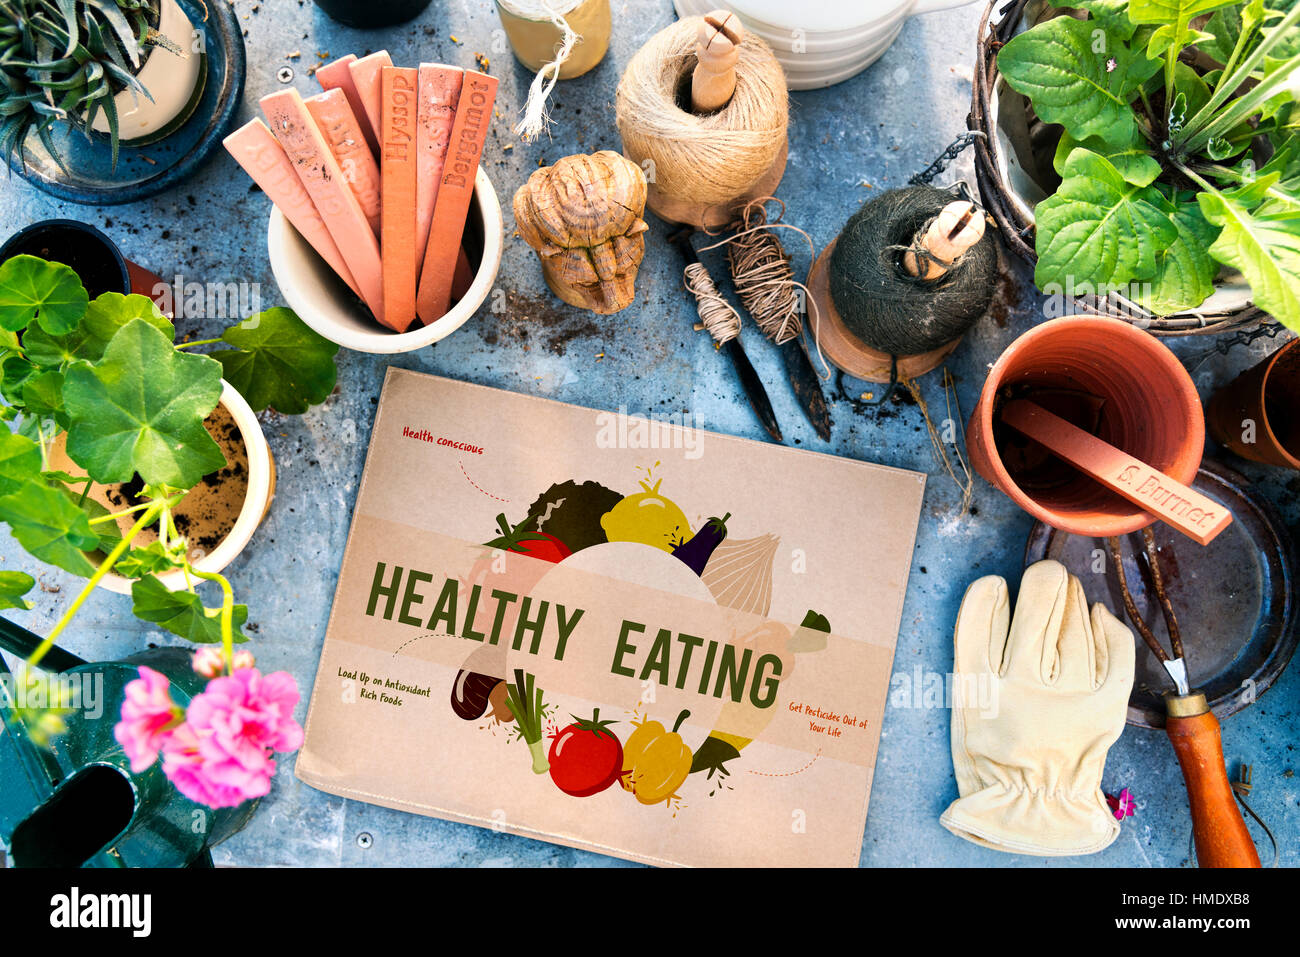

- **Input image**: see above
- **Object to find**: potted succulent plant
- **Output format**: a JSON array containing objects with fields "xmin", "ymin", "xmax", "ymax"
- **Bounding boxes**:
[
  {"xmin": 0, "ymin": 252, "xmax": 337, "ymax": 819},
  {"xmin": 971, "ymin": 0, "xmax": 1300, "ymax": 336},
  {"xmin": 1, "ymin": 0, "xmax": 246, "ymax": 204}
]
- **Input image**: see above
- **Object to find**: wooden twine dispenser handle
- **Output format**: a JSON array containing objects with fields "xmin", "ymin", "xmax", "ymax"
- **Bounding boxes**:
[
  {"xmin": 691, "ymin": 11, "xmax": 743, "ymax": 113},
  {"xmin": 1166, "ymin": 701, "xmax": 1262, "ymax": 868},
  {"xmin": 902, "ymin": 200, "xmax": 987, "ymax": 281}
]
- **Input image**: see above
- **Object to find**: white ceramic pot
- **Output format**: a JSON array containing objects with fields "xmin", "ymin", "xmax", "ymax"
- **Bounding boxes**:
[
  {"xmin": 89, "ymin": 0, "xmax": 206, "ymax": 143},
  {"xmin": 672, "ymin": 0, "xmax": 977, "ymax": 89},
  {"xmin": 99, "ymin": 381, "xmax": 275, "ymax": 595},
  {"xmin": 267, "ymin": 167, "xmax": 503, "ymax": 354}
]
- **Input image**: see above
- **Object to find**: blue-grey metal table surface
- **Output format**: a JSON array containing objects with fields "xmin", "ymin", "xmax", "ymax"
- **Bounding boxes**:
[{"xmin": 1, "ymin": 0, "xmax": 1296, "ymax": 868}]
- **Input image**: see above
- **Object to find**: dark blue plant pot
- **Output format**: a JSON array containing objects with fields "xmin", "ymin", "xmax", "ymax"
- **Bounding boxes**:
[{"xmin": 6, "ymin": 0, "xmax": 246, "ymax": 206}]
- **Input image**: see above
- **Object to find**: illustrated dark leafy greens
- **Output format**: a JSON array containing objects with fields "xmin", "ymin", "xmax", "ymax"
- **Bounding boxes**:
[{"xmin": 998, "ymin": 0, "xmax": 1300, "ymax": 328}]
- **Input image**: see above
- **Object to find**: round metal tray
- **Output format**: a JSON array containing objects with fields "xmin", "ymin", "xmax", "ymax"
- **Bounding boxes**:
[{"xmin": 1025, "ymin": 460, "xmax": 1298, "ymax": 729}]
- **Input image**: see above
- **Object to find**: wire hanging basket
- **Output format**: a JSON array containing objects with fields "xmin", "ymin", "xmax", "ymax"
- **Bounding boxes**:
[{"xmin": 968, "ymin": 0, "xmax": 1274, "ymax": 337}]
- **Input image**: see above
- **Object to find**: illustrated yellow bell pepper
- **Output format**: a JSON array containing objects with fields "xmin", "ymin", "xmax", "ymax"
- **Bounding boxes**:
[{"xmin": 621, "ymin": 709, "xmax": 693, "ymax": 805}]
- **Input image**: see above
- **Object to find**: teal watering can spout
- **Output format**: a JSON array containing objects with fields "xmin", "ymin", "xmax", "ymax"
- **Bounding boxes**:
[{"xmin": 0, "ymin": 618, "xmax": 257, "ymax": 868}]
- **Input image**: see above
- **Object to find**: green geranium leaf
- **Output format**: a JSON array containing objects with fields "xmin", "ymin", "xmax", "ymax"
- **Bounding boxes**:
[
  {"xmin": 63, "ymin": 319, "xmax": 225, "ymax": 489},
  {"xmin": 1198, "ymin": 190, "xmax": 1300, "ymax": 332},
  {"xmin": 1, "ymin": 354, "xmax": 35, "ymax": 406},
  {"xmin": 113, "ymin": 541, "xmax": 186, "ymax": 580},
  {"xmin": 1053, "ymin": 126, "xmax": 1162, "ymax": 186},
  {"xmin": 1131, "ymin": 201, "xmax": 1220, "ymax": 313},
  {"xmin": 0, "ymin": 256, "xmax": 88, "ymax": 335},
  {"xmin": 0, "ymin": 432, "xmax": 42, "ymax": 496},
  {"xmin": 211, "ymin": 307, "xmax": 339, "ymax": 414},
  {"xmin": 0, "ymin": 481, "xmax": 98, "ymax": 576},
  {"xmin": 1033, "ymin": 148, "xmax": 1179, "ymax": 294},
  {"xmin": 68, "ymin": 492, "xmax": 125, "ymax": 556},
  {"xmin": 130, "ymin": 574, "xmax": 248, "ymax": 644},
  {"xmin": 83, "ymin": 292, "xmax": 174, "ymax": 348},
  {"xmin": 24, "ymin": 293, "xmax": 174, "ymax": 369},
  {"xmin": 21, "ymin": 370, "xmax": 68, "ymax": 429},
  {"xmin": 999, "ymin": 16, "xmax": 1158, "ymax": 144},
  {"xmin": 0, "ymin": 570, "xmax": 36, "ymax": 611}
]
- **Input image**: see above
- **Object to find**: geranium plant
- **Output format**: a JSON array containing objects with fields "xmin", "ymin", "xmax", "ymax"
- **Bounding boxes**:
[
  {"xmin": 998, "ymin": 0, "xmax": 1300, "ymax": 329},
  {"xmin": 0, "ymin": 253, "xmax": 337, "ymax": 805}
]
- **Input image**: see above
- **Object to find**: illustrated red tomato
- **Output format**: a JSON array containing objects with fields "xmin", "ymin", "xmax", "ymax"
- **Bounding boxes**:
[
  {"xmin": 486, "ymin": 513, "xmax": 572, "ymax": 564},
  {"xmin": 547, "ymin": 709, "xmax": 623, "ymax": 797},
  {"xmin": 510, "ymin": 533, "xmax": 571, "ymax": 564}
]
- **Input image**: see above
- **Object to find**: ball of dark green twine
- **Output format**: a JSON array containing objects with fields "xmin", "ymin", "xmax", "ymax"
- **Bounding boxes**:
[{"xmin": 828, "ymin": 185, "xmax": 996, "ymax": 356}]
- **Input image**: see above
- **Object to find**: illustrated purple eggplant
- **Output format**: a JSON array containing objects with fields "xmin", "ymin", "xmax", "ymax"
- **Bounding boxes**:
[{"xmin": 671, "ymin": 512, "xmax": 731, "ymax": 577}]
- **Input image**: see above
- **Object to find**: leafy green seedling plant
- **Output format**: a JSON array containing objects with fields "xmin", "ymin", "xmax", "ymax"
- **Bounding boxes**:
[{"xmin": 998, "ymin": 0, "xmax": 1300, "ymax": 328}]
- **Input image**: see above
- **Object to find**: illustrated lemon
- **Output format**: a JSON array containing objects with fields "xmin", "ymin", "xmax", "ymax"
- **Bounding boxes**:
[{"xmin": 600, "ymin": 479, "xmax": 692, "ymax": 553}]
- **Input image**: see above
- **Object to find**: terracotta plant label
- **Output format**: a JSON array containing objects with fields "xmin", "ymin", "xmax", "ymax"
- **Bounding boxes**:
[
  {"xmin": 305, "ymin": 89, "xmax": 383, "ymax": 235},
  {"xmin": 415, "ymin": 70, "xmax": 498, "ymax": 324},
  {"xmin": 223, "ymin": 118, "xmax": 362, "ymax": 298},
  {"xmin": 1001, "ymin": 399, "xmax": 1231, "ymax": 545},
  {"xmin": 380, "ymin": 66, "xmax": 420, "ymax": 332},
  {"xmin": 316, "ymin": 54, "xmax": 379, "ymax": 153},
  {"xmin": 347, "ymin": 51, "xmax": 394, "ymax": 154},
  {"xmin": 415, "ymin": 64, "xmax": 463, "ymax": 276},
  {"xmin": 296, "ymin": 369, "xmax": 926, "ymax": 867},
  {"xmin": 260, "ymin": 88, "xmax": 386, "ymax": 322}
]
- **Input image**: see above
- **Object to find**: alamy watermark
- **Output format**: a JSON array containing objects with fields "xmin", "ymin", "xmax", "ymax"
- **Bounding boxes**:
[
  {"xmin": 151, "ymin": 275, "xmax": 261, "ymax": 322},
  {"xmin": 595, "ymin": 407, "xmax": 705, "ymax": 460}
]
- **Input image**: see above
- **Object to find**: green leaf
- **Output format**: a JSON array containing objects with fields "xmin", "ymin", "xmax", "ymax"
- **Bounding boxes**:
[
  {"xmin": 211, "ymin": 307, "xmax": 339, "ymax": 414},
  {"xmin": 999, "ymin": 16, "xmax": 1159, "ymax": 144},
  {"xmin": 0, "ymin": 354, "xmax": 34, "ymax": 406},
  {"xmin": 62, "ymin": 319, "xmax": 225, "ymax": 489},
  {"xmin": 21, "ymin": 369, "xmax": 68, "ymax": 428},
  {"xmin": 0, "ymin": 432, "xmax": 42, "ymax": 496},
  {"xmin": 1198, "ymin": 190, "xmax": 1300, "ymax": 331},
  {"xmin": 0, "ymin": 255, "xmax": 88, "ymax": 334},
  {"xmin": 1128, "ymin": 0, "xmax": 1237, "ymax": 25},
  {"xmin": 1033, "ymin": 149, "xmax": 1179, "ymax": 294},
  {"xmin": 23, "ymin": 292, "xmax": 174, "ymax": 368},
  {"xmin": 1131, "ymin": 200, "xmax": 1220, "ymax": 313},
  {"xmin": 1053, "ymin": 126, "xmax": 1162, "ymax": 185},
  {"xmin": 130, "ymin": 575, "xmax": 248, "ymax": 644},
  {"xmin": 0, "ymin": 570, "xmax": 35, "ymax": 611},
  {"xmin": 113, "ymin": 540, "xmax": 185, "ymax": 579},
  {"xmin": 1064, "ymin": 1, "xmax": 1138, "ymax": 40},
  {"xmin": 0, "ymin": 481, "xmax": 98, "ymax": 576}
]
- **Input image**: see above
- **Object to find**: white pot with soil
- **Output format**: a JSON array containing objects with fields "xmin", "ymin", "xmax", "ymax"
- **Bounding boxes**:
[
  {"xmin": 49, "ymin": 381, "xmax": 275, "ymax": 595},
  {"xmin": 85, "ymin": 0, "xmax": 207, "ymax": 145}
]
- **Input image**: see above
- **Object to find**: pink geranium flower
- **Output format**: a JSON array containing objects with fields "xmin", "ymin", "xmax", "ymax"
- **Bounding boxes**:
[
  {"xmin": 114, "ymin": 666, "xmax": 182, "ymax": 773},
  {"xmin": 160, "ymin": 668, "xmax": 304, "ymax": 809}
]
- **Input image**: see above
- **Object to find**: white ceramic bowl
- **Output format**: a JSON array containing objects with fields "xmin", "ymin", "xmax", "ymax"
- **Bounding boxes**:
[
  {"xmin": 100, "ymin": 380, "xmax": 275, "ymax": 595},
  {"xmin": 672, "ymin": 0, "xmax": 977, "ymax": 88},
  {"xmin": 267, "ymin": 166, "xmax": 503, "ymax": 354}
]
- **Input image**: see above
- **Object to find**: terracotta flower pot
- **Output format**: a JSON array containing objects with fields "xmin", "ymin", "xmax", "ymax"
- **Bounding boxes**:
[
  {"xmin": 967, "ymin": 316, "xmax": 1205, "ymax": 537},
  {"xmin": 1206, "ymin": 337, "xmax": 1300, "ymax": 471}
]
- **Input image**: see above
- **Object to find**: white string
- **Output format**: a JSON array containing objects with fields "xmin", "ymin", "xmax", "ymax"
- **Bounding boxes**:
[{"xmin": 512, "ymin": 1, "xmax": 581, "ymax": 142}]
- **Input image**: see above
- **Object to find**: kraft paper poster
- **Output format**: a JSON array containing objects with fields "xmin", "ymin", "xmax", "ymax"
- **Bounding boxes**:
[{"xmin": 296, "ymin": 368, "xmax": 926, "ymax": 867}]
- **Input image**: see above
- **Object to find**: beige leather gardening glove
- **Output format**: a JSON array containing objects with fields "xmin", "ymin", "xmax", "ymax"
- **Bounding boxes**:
[{"xmin": 941, "ymin": 560, "xmax": 1135, "ymax": 856}]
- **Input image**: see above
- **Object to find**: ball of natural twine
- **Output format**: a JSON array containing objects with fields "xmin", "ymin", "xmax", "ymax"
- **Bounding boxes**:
[
  {"xmin": 615, "ymin": 18, "xmax": 788, "ymax": 210},
  {"xmin": 829, "ymin": 185, "xmax": 997, "ymax": 356}
]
